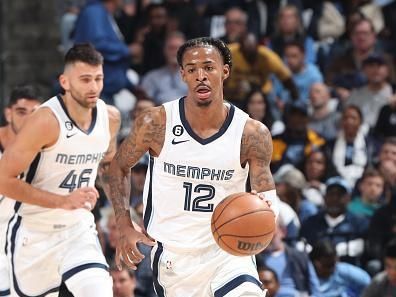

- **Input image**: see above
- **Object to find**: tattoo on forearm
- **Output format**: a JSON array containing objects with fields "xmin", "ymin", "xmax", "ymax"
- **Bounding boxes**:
[
  {"xmin": 108, "ymin": 108, "xmax": 165, "ymax": 221},
  {"xmin": 241, "ymin": 121, "xmax": 275, "ymax": 191}
]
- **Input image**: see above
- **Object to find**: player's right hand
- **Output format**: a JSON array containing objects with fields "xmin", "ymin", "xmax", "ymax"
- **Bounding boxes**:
[
  {"xmin": 116, "ymin": 224, "xmax": 156, "ymax": 270},
  {"xmin": 60, "ymin": 187, "xmax": 99, "ymax": 210}
]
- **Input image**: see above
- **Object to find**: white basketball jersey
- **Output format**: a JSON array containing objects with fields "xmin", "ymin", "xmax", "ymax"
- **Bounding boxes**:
[
  {"xmin": 143, "ymin": 98, "xmax": 249, "ymax": 250},
  {"xmin": 17, "ymin": 95, "xmax": 110, "ymax": 226}
]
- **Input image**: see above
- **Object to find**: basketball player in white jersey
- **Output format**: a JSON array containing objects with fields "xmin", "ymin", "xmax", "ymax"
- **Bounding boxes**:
[
  {"xmin": 107, "ymin": 37, "xmax": 278, "ymax": 296},
  {"xmin": 0, "ymin": 85, "xmax": 41, "ymax": 297},
  {"xmin": 0, "ymin": 44, "xmax": 120, "ymax": 297}
]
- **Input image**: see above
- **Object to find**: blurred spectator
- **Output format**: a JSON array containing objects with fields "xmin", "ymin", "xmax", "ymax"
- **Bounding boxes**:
[
  {"xmin": 165, "ymin": 0, "xmax": 203, "ymax": 39},
  {"xmin": 141, "ymin": 31, "xmax": 187, "ymax": 104},
  {"xmin": 349, "ymin": 0, "xmax": 385, "ymax": 33},
  {"xmin": 60, "ymin": 0, "xmax": 81, "ymax": 53},
  {"xmin": 374, "ymin": 91, "xmax": 396, "ymax": 139},
  {"xmin": 310, "ymin": 240, "xmax": 371, "ymax": 297},
  {"xmin": 347, "ymin": 167, "xmax": 384, "ymax": 223},
  {"xmin": 270, "ymin": 4, "xmax": 317, "ymax": 64},
  {"xmin": 256, "ymin": 265, "xmax": 280, "ymax": 297},
  {"xmin": 225, "ymin": 32, "xmax": 298, "ymax": 107},
  {"xmin": 110, "ymin": 263, "xmax": 136, "ymax": 297},
  {"xmin": 218, "ymin": 7, "xmax": 247, "ymax": 44},
  {"xmin": 141, "ymin": 3, "xmax": 169, "ymax": 74},
  {"xmin": 273, "ymin": 40, "xmax": 323, "ymax": 106},
  {"xmin": 326, "ymin": 18, "xmax": 395, "ymax": 99},
  {"xmin": 348, "ymin": 54, "xmax": 392, "ymax": 128},
  {"xmin": 274, "ymin": 165, "xmax": 318, "ymax": 223},
  {"xmin": 300, "ymin": 176, "xmax": 369, "ymax": 264},
  {"xmin": 73, "ymin": 0, "xmax": 143, "ymax": 104},
  {"xmin": 243, "ymin": 87, "xmax": 284, "ymax": 136},
  {"xmin": 365, "ymin": 148, "xmax": 396, "ymax": 270},
  {"xmin": 308, "ymin": 82, "xmax": 341, "ymax": 142},
  {"xmin": 258, "ymin": 222, "xmax": 321, "ymax": 297},
  {"xmin": 271, "ymin": 103, "xmax": 325, "ymax": 172},
  {"xmin": 115, "ymin": 0, "xmax": 139, "ymax": 45},
  {"xmin": 327, "ymin": 105, "xmax": 369, "ymax": 186},
  {"xmin": 362, "ymin": 238, "xmax": 396, "ymax": 296},
  {"xmin": 301, "ymin": 147, "xmax": 339, "ymax": 207}
]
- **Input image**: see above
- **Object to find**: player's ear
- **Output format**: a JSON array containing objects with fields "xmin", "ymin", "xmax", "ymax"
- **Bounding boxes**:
[
  {"xmin": 59, "ymin": 74, "xmax": 69, "ymax": 91},
  {"xmin": 4, "ymin": 107, "xmax": 11, "ymax": 124},
  {"xmin": 222, "ymin": 64, "xmax": 230, "ymax": 80},
  {"xmin": 180, "ymin": 67, "xmax": 187, "ymax": 82}
]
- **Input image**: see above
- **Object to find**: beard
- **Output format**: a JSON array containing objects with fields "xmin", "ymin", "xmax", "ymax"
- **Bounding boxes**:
[{"xmin": 69, "ymin": 88, "xmax": 96, "ymax": 109}]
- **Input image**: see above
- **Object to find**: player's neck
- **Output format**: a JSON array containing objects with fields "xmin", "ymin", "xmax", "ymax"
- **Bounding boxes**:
[
  {"xmin": 61, "ymin": 95, "xmax": 93, "ymax": 132},
  {"xmin": 184, "ymin": 98, "xmax": 228, "ymax": 137}
]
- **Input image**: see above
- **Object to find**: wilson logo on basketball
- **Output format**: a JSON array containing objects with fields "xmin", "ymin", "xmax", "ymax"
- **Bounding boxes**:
[{"xmin": 237, "ymin": 241, "xmax": 266, "ymax": 251}]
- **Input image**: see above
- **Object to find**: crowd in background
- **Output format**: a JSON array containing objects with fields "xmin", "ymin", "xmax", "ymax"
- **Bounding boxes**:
[{"xmin": 13, "ymin": 0, "xmax": 396, "ymax": 296}]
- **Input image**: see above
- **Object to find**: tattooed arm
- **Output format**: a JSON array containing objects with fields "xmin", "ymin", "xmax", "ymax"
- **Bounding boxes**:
[
  {"xmin": 241, "ymin": 119, "xmax": 278, "ymax": 217},
  {"xmin": 106, "ymin": 106, "xmax": 165, "ymax": 269},
  {"xmin": 241, "ymin": 118, "xmax": 275, "ymax": 192}
]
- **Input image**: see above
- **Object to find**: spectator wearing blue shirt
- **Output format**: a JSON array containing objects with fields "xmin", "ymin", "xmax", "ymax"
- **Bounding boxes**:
[
  {"xmin": 73, "ymin": 0, "xmax": 138, "ymax": 103},
  {"xmin": 259, "ymin": 222, "xmax": 321, "ymax": 297},
  {"xmin": 273, "ymin": 41, "xmax": 323, "ymax": 106},
  {"xmin": 300, "ymin": 177, "xmax": 369, "ymax": 265},
  {"xmin": 140, "ymin": 31, "xmax": 188, "ymax": 105},
  {"xmin": 270, "ymin": 4, "xmax": 317, "ymax": 64},
  {"xmin": 310, "ymin": 240, "xmax": 371, "ymax": 297}
]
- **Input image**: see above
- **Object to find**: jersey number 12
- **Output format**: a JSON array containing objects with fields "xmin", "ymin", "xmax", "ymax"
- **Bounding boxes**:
[{"xmin": 183, "ymin": 182, "xmax": 215, "ymax": 212}]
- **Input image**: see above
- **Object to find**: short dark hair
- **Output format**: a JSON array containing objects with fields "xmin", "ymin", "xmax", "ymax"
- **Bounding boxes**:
[
  {"xmin": 64, "ymin": 43, "xmax": 103, "ymax": 67},
  {"xmin": 361, "ymin": 167, "xmax": 383, "ymax": 182},
  {"xmin": 383, "ymin": 137, "xmax": 396, "ymax": 147},
  {"xmin": 177, "ymin": 37, "xmax": 232, "ymax": 70},
  {"xmin": 284, "ymin": 40, "xmax": 305, "ymax": 53},
  {"xmin": 385, "ymin": 238, "xmax": 396, "ymax": 259},
  {"xmin": 109, "ymin": 261, "xmax": 135, "ymax": 279},
  {"xmin": 344, "ymin": 104, "xmax": 363, "ymax": 123},
  {"xmin": 8, "ymin": 84, "xmax": 41, "ymax": 107},
  {"xmin": 310, "ymin": 240, "xmax": 337, "ymax": 261},
  {"xmin": 257, "ymin": 265, "xmax": 279, "ymax": 283}
]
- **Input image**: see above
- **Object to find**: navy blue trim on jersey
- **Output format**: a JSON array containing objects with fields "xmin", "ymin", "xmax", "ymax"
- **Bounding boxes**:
[
  {"xmin": 179, "ymin": 97, "xmax": 235, "ymax": 145},
  {"xmin": 214, "ymin": 274, "xmax": 262, "ymax": 297},
  {"xmin": 56, "ymin": 95, "xmax": 98, "ymax": 135},
  {"xmin": 152, "ymin": 242, "xmax": 165, "ymax": 297},
  {"xmin": 10, "ymin": 216, "xmax": 60, "ymax": 297},
  {"xmin": 0, "ymin": 289, "xmax": 10, "ymax": 296},
  {"xmin": 62, "ymin": 263, "xmax": 109, "ymax": 282},
  {"xmin": 143, "ymin": 156, "xmax": 154, "ymax": 230},
  {"xmin": 4, "ymin": 214, "xmax": 16, "ymax": 255}
]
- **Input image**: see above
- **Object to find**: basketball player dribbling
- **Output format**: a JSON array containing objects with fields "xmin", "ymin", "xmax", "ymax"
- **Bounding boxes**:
[
  {"xmin": 107, "ymin": 37, "xmax": 279, "ymax": 296},
  {"xmin": 0, "ymin": 85, "xmax": 41, "ymax": 297},
  {"xmin": 0, "ymin": 44, "xmax": 120, "ymax": 297}
]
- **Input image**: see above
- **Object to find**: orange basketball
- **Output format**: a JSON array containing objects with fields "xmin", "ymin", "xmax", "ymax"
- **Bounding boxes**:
[{"xmin": 211, "ymin": 192, "xmax": 276, "ymax": 256}]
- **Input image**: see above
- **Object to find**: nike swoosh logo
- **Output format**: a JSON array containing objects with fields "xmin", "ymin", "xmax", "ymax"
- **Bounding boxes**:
[
  {"xmin": 66, "ymin": 133, "xmax": 77, "ymax": 138},
  {"xmin": 172, "ymin": 139, "xmax": 190, "ymax": 145}
]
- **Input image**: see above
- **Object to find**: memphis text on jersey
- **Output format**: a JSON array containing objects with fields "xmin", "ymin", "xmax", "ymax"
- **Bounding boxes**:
[
  {"xmin": 163, "ymin": 162, "xmax": 234, "ymax": 181},
  {"xmin": 55, "ymin": 152, "xmax": 106, "ymax": 165}
]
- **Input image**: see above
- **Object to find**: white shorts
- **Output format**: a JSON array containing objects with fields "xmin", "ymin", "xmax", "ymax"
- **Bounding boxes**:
[
  {"xmin": 151, "ymin": 242, "xmax": 266, "ymax": 297},
  {"xmin": 6, "ymin": 216, "xmax": 110, "ymax": 296}
]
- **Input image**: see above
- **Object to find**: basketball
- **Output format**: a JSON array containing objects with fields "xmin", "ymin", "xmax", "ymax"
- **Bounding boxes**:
[{"xmin": 211, "ymin": 192, "xmax": 276, "ymax": 256}]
